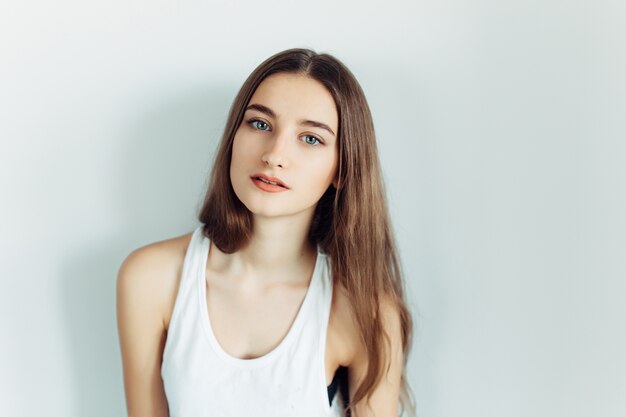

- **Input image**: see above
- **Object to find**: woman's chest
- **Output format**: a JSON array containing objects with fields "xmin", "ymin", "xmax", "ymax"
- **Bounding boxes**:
[
  {"xmin": 203, "ymin": 276, "xmax": 355, "ymax": 385},
  {"xmin": 206, "ymin": 281, "xmax": 309, "ymax": 359}
]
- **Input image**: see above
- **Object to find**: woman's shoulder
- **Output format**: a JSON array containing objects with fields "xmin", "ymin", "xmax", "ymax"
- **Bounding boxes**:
[
  {"xmin": 327, "ymin": 280, "xmax": 402, "ymax": 368},
  {"xmin": 117, "ymin": 230, "xmax": 194, "ymax": 330}
]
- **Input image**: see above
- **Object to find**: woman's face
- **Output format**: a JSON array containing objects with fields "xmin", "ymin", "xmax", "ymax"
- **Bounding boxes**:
[{"xmin": 230, "ymin": 72, "xmax": 339, "ymax": 221}]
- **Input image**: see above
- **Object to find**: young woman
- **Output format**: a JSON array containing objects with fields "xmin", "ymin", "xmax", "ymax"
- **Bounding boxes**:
[{"xmin": 116, "ymin": 48, "xmax": 415, "ymax": 417}]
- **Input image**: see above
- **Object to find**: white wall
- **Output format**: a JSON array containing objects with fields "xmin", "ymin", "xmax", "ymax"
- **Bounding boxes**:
[{"xmin": 1, "ymin": 1, "xmax": 624, "ymax": 416}]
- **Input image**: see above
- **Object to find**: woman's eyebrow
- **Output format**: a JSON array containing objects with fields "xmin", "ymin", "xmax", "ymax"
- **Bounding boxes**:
[
  {"xmin": 300, "ymin": 120, "xmax": 335, "ymax": 137},
  {"xmin": 246, "ymin": 103, "xmax": 276, "ymax": 118},
  {"xmin": 245, "ymin": 102, "xmax": 336, "ymax": 137}
]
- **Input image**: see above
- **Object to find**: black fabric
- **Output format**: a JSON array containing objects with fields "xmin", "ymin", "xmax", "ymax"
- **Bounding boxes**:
[{"xmin": 327, "ymin": 366, "xmax": 350, "ymax": 416}]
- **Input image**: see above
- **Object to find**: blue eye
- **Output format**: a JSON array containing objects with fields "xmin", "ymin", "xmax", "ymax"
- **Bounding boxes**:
[
  {"xmin": 302, "ymin": 135, "xmax": 322, "ymax": 146},
  {"xmin": 250, "ymin": 119, "xmax": 270, "ymax": 131}
]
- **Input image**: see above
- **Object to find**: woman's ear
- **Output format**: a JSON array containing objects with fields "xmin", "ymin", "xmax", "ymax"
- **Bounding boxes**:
[{"xmin": 332, "ymin": 177, "xmax": 338, "ymax": 189}]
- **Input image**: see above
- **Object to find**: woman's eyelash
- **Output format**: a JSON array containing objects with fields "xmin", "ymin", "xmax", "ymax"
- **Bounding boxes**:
[
  {"xmin": 301, "ymin": 135, "xmax": 323, "ymax": 146},
  {"xmin": 248, "ymin": 119, "xmax": 271, "ymax": 131}
]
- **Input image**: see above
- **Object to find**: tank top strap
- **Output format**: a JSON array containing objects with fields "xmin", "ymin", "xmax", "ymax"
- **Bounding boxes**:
[
  {"xmin": 175, "ymin": 224, "xmax": 207, "ymax": 306},
  {"xmin": 161, "ymin": 225, "xmax": 207, "ymax": 365},
  {"xmin": 186, "ymin": 225, "xmax": 208, "ymax": 277}
]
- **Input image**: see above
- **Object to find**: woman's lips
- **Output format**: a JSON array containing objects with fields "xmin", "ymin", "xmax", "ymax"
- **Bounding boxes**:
[
  {"xmin": 251, "ymin": 173, "xmax": 289, "ymax": 188},
  {"xmin": 251, "ymin": 177, "xmax": 288, "ymax": 192}
]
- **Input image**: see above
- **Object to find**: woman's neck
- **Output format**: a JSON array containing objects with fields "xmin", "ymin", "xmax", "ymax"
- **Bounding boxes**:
[{"xmin": 209, "ymin": 213, "xmax": 317, "ymax": 286}]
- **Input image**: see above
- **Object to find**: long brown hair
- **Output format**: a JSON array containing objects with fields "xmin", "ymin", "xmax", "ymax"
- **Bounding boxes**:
[{"xmin": 198, "ymin": 48, "xmax": 415, "ymax": 416}]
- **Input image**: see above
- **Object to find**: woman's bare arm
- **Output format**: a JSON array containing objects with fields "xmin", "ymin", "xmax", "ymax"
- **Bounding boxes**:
[
  {"xmin": 349, "ymin": 297, "xmax": 404, "ymax": 417},
  {"xmin": 116, "ymin": 246, "xmax": 174, "ymax": 417}
]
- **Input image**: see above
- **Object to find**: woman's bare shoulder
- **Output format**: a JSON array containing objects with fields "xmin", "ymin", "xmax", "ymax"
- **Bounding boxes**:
[
  {"xmin": 328, "ymin": 282, "xmax": 401, "ymax": 368},
  {"xmin": 117, "ymin": 231, "xmax": 194, "ymax": 329}
]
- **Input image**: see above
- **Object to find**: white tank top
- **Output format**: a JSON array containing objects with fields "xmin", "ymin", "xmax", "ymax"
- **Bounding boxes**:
[{"xmin": 161, "ymin": 225, "xmax": 346, "ymax": 417}]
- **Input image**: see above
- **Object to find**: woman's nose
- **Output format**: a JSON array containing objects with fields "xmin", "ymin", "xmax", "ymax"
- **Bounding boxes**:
[{"xmin": 261, "ymin": 131, "xmax": 290, "ymax": 168}]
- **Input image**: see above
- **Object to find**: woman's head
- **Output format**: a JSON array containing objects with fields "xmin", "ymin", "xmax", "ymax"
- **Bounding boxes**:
[
  {"xmin": 200, "ymin": 48, "xmax": 380, "ymax": 254},
  {"xmin": 229, "ymin": 72, "xmax": 339, "ymax": 223}
]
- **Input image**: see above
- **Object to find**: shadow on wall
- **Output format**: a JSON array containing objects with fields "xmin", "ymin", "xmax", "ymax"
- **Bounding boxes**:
[{"xmin": 60, "ymin": 84, "xmax": 234, "ymax": 417}]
